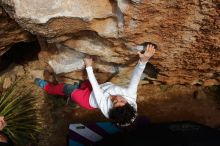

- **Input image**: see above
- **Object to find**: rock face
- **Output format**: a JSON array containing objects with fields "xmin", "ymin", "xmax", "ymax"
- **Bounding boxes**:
[
  {"xmin": 0, "ymin": 0, "xmax": 220, "ymax": 85},
  {"xmin": 0, "ymin": 7, "xmax": 32, "ymax": 56}
]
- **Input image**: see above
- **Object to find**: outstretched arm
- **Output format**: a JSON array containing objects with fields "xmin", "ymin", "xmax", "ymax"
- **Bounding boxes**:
[
  {"xmin": 127, "ymin": 44, "xmax": 156, "ymax": 94},
  {"xmin": 84, "ymin": 57, "xmax": 109, "ymax": 117}
]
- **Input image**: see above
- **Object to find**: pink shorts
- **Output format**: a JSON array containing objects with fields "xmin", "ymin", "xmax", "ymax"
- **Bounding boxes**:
[{"xmin": 44, "ymin": 80, "xmax": 95, "ymax": 110}]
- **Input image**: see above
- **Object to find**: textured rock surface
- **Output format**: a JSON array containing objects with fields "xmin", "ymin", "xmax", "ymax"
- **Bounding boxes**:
[
  {"xmin": 0, "ymin": 2, "xmax": 220, "ymax": 146},
  {"xmin": 0, "ymin": 0, "xmax": 220, "ymax": 85},
  {"xmin": 0, "ymin": 7, "xmax": 33, "ymax": 56}
]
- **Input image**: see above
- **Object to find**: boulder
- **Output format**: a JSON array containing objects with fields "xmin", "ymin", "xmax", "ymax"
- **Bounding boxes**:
[{"xmin": 0, "ymin": 0, "xmax": 219, "ymax": 85}]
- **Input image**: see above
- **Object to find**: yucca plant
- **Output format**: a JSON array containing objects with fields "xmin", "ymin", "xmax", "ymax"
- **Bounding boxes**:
[{"xmin": 0, "ymin": 83, "xmax": 42, "ymax": 145}]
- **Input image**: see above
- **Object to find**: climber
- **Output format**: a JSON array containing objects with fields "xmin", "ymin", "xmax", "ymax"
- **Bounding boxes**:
[
  {"xmin": 0, "ymin": 116, "xmax": 13, "ymax": 145},
  {"xmin": 35, "ymin": 43, "xmax": 156, "ymax": 126}
]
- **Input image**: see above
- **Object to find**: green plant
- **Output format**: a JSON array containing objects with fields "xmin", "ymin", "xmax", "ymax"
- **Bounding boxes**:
[
  {"xmin": 159, "ymin": 84, "xmax": 169, "ymax": 92},
  {"xmin": 0, "ymin": 84, "xmax": 42, "ymax": 145}
]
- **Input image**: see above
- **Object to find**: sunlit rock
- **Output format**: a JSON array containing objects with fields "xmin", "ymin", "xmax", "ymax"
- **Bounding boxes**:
[{"xmin": 0, "ymin": 0, "xmax": 219, "ymax": 85}]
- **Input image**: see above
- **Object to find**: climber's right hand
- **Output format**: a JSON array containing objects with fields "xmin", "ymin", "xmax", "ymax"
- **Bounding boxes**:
[{"xmin": 138, "ymin": 44, "xmax": 155, "ymax": 63}]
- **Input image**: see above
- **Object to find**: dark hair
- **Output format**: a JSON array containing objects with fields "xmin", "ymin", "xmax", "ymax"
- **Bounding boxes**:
[{"xmin": 109, "ymin": 103, "xmax": 136, "ymax": 126}]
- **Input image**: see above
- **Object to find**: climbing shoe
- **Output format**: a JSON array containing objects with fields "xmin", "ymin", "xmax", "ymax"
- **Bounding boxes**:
[{"xmin": 34, "ymin": 78, "xmax": 48, "ymax": 88}]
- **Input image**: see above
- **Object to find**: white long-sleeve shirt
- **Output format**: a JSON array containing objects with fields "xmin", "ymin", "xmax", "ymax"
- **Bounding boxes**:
[{"xmin": 86, "ymin": 61, "xmax": 147, "ymax": 118}]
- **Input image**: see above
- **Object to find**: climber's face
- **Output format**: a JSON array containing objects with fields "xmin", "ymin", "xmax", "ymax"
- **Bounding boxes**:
[{"xmin": 111, "ymin": 95, "xmax": 127, "ymax": 107}]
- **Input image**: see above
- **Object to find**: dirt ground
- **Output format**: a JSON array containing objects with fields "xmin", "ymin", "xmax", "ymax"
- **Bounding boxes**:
[{"xmin": 29, "ymin": 79, "xmax": 220, "ymax": 146}]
